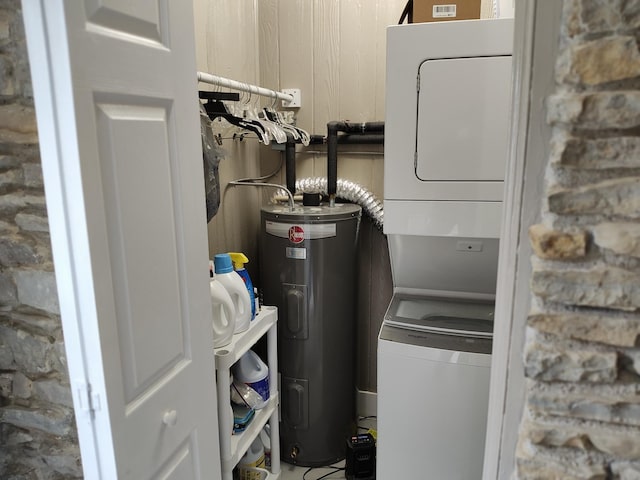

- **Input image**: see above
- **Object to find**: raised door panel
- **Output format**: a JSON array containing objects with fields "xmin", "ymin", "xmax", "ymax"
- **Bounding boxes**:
[
  {"xmin": 84, "ymin": 0, "xmax": 166, "ymax": 43},
  {"xmin": 94, "ymin": 100, "xmax": 186, "ymax": 404}
]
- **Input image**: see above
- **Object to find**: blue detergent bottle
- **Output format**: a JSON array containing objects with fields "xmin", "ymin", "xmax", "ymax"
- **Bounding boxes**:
[{"xmin": 228, "ymin": 252, "xmax": 256, "ymax": 320}]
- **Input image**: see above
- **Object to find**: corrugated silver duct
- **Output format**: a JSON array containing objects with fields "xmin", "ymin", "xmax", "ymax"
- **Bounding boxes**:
[{"xmin": 272, "ymin": 177, "xmax": 384, "ymax": 229}]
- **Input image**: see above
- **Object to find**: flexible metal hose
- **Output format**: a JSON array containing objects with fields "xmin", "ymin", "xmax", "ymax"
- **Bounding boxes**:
[{"xmin": 272, "ymin": 177, "xmax": 384, "ymax": 229}]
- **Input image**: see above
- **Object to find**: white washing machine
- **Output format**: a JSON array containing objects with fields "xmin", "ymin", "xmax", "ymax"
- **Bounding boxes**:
[
  {"xmin": 378, "ymin": 17, "xmax": 514, "ymax": 480},
  {"xmin": 377, "ymin": 294, "xmax": 493, "ymax": 479}
]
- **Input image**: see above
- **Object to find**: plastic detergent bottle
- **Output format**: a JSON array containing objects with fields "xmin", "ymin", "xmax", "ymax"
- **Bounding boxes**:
[
  {"xmin": 237, "ymin": 436, "xmax": 266, "ymax": 480},
  {"xmin": 232, "ymin": 349, "xmax": 269, "ymax": 409},
  {"xmin": 214, "ymin": 253, "xmax": 251, "ymax": 333},
  {"xmin": 209, "ymin": 272, "xmax": 235, "ymax": 348},
  {"xmin": 228, "ymin": 252, "xmax": 256, "ymax": 321},
  {"xmin": 259, "ymin": 424, "xmax": 271, "ymax": 467}
]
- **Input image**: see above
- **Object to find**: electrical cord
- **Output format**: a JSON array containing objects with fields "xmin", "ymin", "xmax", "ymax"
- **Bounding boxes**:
[
  {"xmin": 302, "ymin": 465, "xmax": 345, "ymax": 480},
  {"xmin": 233, "ymin": 155, "xmax": 283, "ymax": 183},
  {"xmin": 298, "ymin": 419, "xmax": 377, "ymax": 479},
  {"xmin": 357, "ymin": 415, "xmax": 377, "ymax": 432}
]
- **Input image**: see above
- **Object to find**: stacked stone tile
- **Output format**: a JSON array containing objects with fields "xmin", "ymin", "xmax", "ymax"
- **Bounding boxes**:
[
  {"xmin": 0, "ymin": 2, "xmax": 81, "ymax": 478},
  {"xmin": 518, "ymin": 1, "xmax": 640, "ymax": 478}
]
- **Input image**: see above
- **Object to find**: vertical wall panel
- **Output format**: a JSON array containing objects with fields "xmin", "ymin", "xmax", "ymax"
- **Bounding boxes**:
[
  {"xmin": 192, "ymin": 0, "xmax": 208, "ymax": 72},
  {"xmin": 312, "ymin": 0, "xmax": 340, "ymax": 124},
  {"xmin": 335, "ymin": 1, "xmax": 378, "ymax": 191},
  {"xmin": 312, "ymin": 0, "xmax": 340, "ymax": 177},
  {"xmin": 258, "ymin": 0, "xmax": 280, "ymax": 92},
  {"xmin": 205, "ymin": 1, "xmax": 258, "ymax": 82},
  {"xmin": 374, "ymin": 0, "xmax": 406, "ymax": 120},
  {"xmin": 480, "ymin": 0, "xmax": 497, "ymax": 18},
  {"xmin": 192, "ymin": 0, "xmax": 262, "ymax": 268},
  {"xmin": 257, "ymin": 0, "xmax": 285, "ymax": 189},
  {"xmin": 338, "ymin": 0, "xmax": 377, "ymax": 120},
  {"xmin": 373, "ymin": 0, "xmax": 407, "ymax": 198},
  {"xmin": 207, "ymin": 0, "xmax": 261, "ymax": 259},
  {"xmin": 278, "ymin": 0, "xmax": 315, "ymax": 180}
]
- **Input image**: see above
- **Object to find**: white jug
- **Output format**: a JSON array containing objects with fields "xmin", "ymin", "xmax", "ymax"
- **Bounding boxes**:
[
  {"xmin": 210, "ymin": 275, "xmax": 235, "ymax": 348},
  {"xmin": 232, "ymin": 349, "xmax": 269, "ymax": 409},
  {"xmin": 214, "ymin": 253, "xmax": 251, "ymax": 333},
  {"xmin": 238, "ymin": 436, "xmax": 266, "ymax": 480}
]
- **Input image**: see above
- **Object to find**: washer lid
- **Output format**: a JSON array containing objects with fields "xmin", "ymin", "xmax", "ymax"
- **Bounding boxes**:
[{"xmin": 384, "ymin": 294, "xmax": 494, "ymax": 338}]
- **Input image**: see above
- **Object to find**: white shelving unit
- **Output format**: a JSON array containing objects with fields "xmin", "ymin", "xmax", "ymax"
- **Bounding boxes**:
[{"xmin": 215, "ymin": 305, "xmax": 281, "ymax": 480}]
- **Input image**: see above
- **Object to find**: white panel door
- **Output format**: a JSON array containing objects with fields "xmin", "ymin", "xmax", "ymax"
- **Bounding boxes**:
[{"xmin": 22, "ymin": 1, "xmax": 221, "ymax": 479}]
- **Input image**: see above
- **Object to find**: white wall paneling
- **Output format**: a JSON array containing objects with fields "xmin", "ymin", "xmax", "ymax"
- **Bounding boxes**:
[
  {"xmin": 257, "ymin": 0, "xmax": 284, "ymax": 191},
  {"xmin": 193, "ymin": 0, "xmax": 262, "ymax": 269},
  {"xmin": 277, "ymin": 0, "xmax": 315, "ymax": 182}
]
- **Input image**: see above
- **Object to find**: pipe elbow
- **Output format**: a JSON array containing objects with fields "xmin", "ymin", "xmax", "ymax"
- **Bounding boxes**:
[{"xmin": 327, "ymin": 120, "xmax": 345, "ymax": 132}]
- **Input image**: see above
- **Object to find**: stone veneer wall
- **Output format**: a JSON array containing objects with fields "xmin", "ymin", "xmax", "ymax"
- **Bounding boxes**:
[
  {"xmin": 0, "ymin": 2, "xmax": 81, "ymax": 478},
  {"xmin": 517, "ymin": 1, "xmax": 640, "ymax": 478}
]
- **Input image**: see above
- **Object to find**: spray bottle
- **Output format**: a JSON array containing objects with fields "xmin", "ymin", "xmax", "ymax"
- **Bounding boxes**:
[{"xmin": 228, "ymin": 252, "xmax": 256, "ymax": 321}]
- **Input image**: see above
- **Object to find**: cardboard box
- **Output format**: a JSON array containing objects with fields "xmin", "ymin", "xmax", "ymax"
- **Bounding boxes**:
[{"xmin": 413, "ymin": 0, "xmax": 481, "ymax": 23}]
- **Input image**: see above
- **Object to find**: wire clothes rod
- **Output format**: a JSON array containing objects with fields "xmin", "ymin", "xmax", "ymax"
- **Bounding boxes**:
[{"xmin": 197, "ymin": 71, "xmax": 294, "ymax": 103}]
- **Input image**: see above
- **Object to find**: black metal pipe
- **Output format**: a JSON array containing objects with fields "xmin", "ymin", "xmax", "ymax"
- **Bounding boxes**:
[
  {"xmin": 285, "ymin": 134, "xmax": 296, "ymax": 195},
  {"xmin": 336, "ymin": 134, "xmax": 384, "ymax": 145},
  {"xmin": 327, "ymin": 121, "xmax": 385, "ymax": 204},
  {"xmin": 327, "ymin": 122, "xmax": 341, "ymax": 200},
  {"xmin": 340, "ymin": 121, "xmax": 385, "ymax": 134},
  {"xmin": 308, "ymin": 133, "xmax": 384, "ymax": 145}
]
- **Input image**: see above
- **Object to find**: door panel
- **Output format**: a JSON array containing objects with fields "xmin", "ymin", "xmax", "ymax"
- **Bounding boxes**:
[
  {"xmin": 155, "ymin": 438, "xmax": 196, "ymax": 480},
  {"xmin": 22, "ymin": 1, "xmax": 221, "ymax": 478},
  {"xmin": 95, "ymin": 100, "xmax": 187, "ymax": 402},
  {"xmin": 416, "ymin": 56, "xmax": 513, "ymax": 182},
  {"xmin": 84, "ymin": 0, "xmax": 166, "ymax": 43}
]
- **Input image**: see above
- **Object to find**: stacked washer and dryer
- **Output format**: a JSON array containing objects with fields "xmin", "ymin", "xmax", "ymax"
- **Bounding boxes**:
[{"xmin": 377, "ymin": 18, "xmax": 514, "ymax": 479}]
